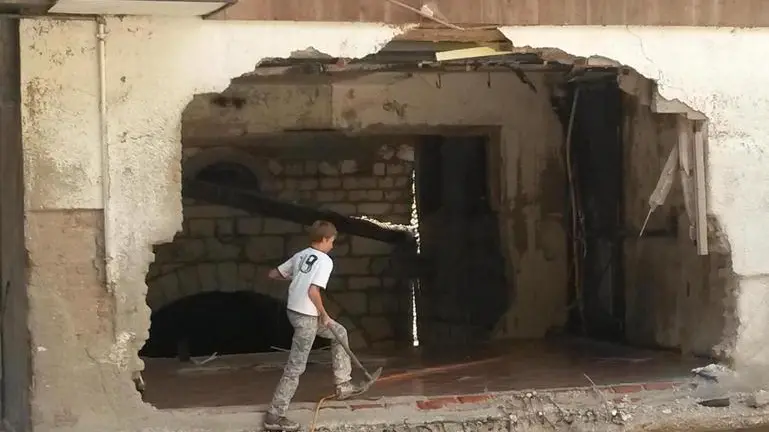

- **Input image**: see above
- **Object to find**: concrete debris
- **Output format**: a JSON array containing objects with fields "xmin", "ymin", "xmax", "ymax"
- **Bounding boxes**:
[
  {"xmin": 699, "ymin": 397, "xmax": 731, "ymax": 408},
  {"xmin": 747, "ymin": 390, "xmax": 769, "ymax": 408},
  {"xmin": 692, "ymin": 363, "xmax": 732, "ymax": 382}
]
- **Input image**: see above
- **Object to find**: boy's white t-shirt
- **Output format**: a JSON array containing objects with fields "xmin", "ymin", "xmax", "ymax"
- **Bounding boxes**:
[{"xmin": 276, "ymin": 247, "xmax": 334, "ymax": 317}]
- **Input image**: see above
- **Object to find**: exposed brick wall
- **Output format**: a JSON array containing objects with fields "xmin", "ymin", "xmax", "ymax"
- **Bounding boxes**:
[{"xmin": 146, "ymin": 139, "xmax": 415, "ymax": 350}]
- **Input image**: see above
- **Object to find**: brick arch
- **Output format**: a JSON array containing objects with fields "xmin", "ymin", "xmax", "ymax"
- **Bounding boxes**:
[{"xmin": 182, "ymin": 146, "xmax": 273, "ymax": 184}]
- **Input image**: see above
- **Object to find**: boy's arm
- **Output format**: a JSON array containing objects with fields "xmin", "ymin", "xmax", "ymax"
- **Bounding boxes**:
[
  {"xmin": 309, "ymin": 259, "xmax": 334, "ymax": 326},
  {"xmin": 308, "ymin": 285, "xmax": 329, "ymax": 325},
  {"xmin": 269, "ymin": 258, "xmax": 294, "ymax": 281}
]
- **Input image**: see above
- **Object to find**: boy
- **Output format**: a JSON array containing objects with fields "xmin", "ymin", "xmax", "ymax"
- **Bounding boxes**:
[{"xmin": 263, "ymin": 220, "xmax": 361, "ymax": 431}]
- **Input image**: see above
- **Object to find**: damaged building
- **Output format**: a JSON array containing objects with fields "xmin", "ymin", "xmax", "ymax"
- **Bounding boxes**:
[{"xmin": 3, "ymin": 1, "xmax": 769, "ymax": 431}]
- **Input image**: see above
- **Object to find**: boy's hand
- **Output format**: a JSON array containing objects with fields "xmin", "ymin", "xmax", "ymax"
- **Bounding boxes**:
[{"xmin": 320, "ymin": 313, "xmax": 332, "ymax": 328}]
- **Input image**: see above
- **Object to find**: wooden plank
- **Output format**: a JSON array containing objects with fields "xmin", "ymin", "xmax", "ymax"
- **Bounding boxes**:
[
  {"xmin": 207, "ymin": 0, "xmax": 769, "ymax": 26},
  {"xmin": 184, "ymin": 179, "xmax": 414, "ymax": 244},
  {"xmin": 693, "ymin": 122, "xmax": 709, "ymax": 256}
]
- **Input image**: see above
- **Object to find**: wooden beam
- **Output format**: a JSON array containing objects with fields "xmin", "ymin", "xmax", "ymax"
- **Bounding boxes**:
[
  {"xmin": 206, "ymin": 0, "xmax": 769, "ymax": 28},
  {"xmin": 693, "ymin": 121, "xmax": 709, "ymax": 256},
  {"xmin": 184, "ymin": 180, "xmax": 414, "ymax": 244}
]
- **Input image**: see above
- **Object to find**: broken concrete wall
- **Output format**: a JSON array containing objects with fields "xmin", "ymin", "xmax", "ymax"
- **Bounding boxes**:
[
  {"xmin": 501, "ymin": 26, "xmax": 763, "ymax": 374},
  {"xmin": 20, "ymin": 16, "xmax": 402, "ymax": 430},
  {"xmin": 146, "ymin": 136, "xmax": 415, "ymax": 350},
  {"xmin": 183, "ymin": 71, "xmax": 569, "ymax": 342},
  {"xmin": 622, "ymin": 95, "xmax": 730, "ymax": 357},
  {"xmin": 19, "ymin": 15, "xmax": 769, "ymax": 432}
]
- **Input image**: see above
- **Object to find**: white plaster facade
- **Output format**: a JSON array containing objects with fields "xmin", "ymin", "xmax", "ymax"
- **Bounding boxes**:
[{"xmin": 18, "ymin": 15, "xmax": 769, "ymax": 430}]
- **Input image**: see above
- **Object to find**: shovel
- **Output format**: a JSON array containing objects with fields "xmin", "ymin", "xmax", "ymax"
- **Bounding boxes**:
[{"xmin": 327, "ymin": 325, "xmax": 383, "ymax": 395}]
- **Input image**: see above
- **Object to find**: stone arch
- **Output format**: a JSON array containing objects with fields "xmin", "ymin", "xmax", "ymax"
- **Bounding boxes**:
[{"xmin": 182, "ymin": 146, "xmax": 273, "ymax": 185}]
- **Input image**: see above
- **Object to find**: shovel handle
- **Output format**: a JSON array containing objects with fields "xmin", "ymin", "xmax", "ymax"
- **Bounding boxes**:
[{"xmin": 328, "ymin": 324, "xmax": 373, "ymax": 381}]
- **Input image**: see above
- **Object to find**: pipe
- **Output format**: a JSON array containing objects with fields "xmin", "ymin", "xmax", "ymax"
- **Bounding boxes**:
[{"xmin": 96, "ymin": 16, "xmax": 114, "ymax": 292}]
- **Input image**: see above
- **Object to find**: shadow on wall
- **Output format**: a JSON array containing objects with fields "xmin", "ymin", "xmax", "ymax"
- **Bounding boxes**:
[{"xmin": 140, "ymin": 291, "xmax": 325, "ymax": 358}]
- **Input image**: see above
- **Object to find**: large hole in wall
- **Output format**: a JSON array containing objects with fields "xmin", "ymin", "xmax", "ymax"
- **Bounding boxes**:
[{"xmin": 137, "ymin": 41, "xmax": 733, "ymax": 410}]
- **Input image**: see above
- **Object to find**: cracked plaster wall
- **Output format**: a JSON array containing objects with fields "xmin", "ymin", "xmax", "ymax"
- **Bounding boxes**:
[
  {"xmin": 21, "ymin": 17, "xmax": 402, "ymax": 430},
  {"xmin": 18, "ymin": 16, "xmax": 769, "ymax": 432}
]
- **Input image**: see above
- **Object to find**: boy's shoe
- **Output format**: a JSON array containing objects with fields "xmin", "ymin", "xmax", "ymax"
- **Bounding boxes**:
[
  {"xmin": 335, "ymin": 381, "xmax": 364, "ymax": 400},
  {"xmin": 263, "ymin": 412, "xmax": 300, "ymax": 431}
]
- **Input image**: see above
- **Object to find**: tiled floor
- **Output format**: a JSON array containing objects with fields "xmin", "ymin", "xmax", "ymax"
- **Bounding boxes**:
[{"xmin": 141, "ymin": 337, "xmax": 705, "ymax": 410}]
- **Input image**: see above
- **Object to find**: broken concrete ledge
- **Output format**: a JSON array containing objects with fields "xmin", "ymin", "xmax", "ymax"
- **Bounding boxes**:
[{"xmin": 43, "ymin": 379, "xmax": 769, "ymax": 432}]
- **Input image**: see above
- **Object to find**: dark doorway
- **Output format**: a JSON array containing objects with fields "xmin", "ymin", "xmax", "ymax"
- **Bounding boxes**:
[
  {"xmin": 141, "ymin": 291, "xmax": 326, "ymax": 359},
  {"xmin": 414, "ymin": 135, "xmax": 509, "ymax": 347},
  {"xmin": 566, "ymin": 78, "xmax": 625, "ymax": 341}
]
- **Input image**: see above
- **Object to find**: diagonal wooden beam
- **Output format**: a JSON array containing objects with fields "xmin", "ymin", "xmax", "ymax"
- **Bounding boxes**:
[{"xmin": 183, "ymin": 180, "xmax": 414, "ymax": 244}]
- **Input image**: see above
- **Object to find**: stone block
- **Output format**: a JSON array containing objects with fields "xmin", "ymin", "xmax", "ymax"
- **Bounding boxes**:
[
  {"xmin": 198, "ymin": 263, "xmax": 218, "ymax": 289},
  {"xmin": 268, "ymin": 160, "xmax": 283, "ymax": 175},
  {"xmin": 361, "ymin": 317, "xmax": 394, "ymax": 341},
  {"xmin": 299, "ymin": 179, "xmax": 319, "ymax": 190},
  {"xmin": 321, "ymin": 178, "xmax": 341, "ymax": 189},
  {"xmin": 333, "ymin": 292, "xmax": 368, "ymax": 315},
  {"xmin": 350, "ymin": 190, "xmax": 384, "ymax": 201},
  {"xmin": 319, "ymin": 162, "xmax": 340, "ymax": 176},
  {"xmin": 276, "ymin": 190, "xmax": 301, "ymax": 202},
  {"xmin": 237, "ymin": 217, "xmax": 263, "ymax": 235},
  {"xmin": 287, "ymin": 235, "xmax": 310, "ymax": 254},
  {"xmin": 343, "ymin": 177, "xmax": 377, "ymax": 190},
  {"xmin": 340, "ymin": 160, "xmax": 358, "ymax": 174},
  {"xmin": 393, "ymin": 203, "xmax": 411, "ymax": 214},
  {"xmin": 324, "ymin": 203, "xmax": 356, "ymax": 215},
  {"xmin": 385, "ymin": 191, "xmax": 405, "ymax": 202},
  {"xmin": 261, "ymin": 180, "xmax": 283, "ymax": 192},
  {"xmin": 394, "ymin": 176, "xmax": 409, "ymax": 188},
  {"xmin": 316, "ymin": 190, "xmax": 346, "ymax": 202},
  {"xmin": 218, "ymin": 262, "xmax": 239, "ymax": 291},
  {"xmin": 370, "ymin": 257, "xmax": 391, "ymax": 275},
  {"xmin": 245, "ymin": 236, "xmax": 285, "ymax": 261},
  {"xmin": 285, "ymin": 163, "xmax": 304, "ymax": 176},
  {"xmin": 175, "ymin": 239, "xmax": 206, "ymax": 262},
  {"xmin": 337, "ymin": 315, "xmax": 358, "ymax": 331},
  {"xmin": 349, "ymin": 277, "xmax": 381, "ymax": 291},
  {"xmin": 238, "ymin": 263, "xmax": 257, "ymax": 283},
  {"xmin": 331, "ymin": 242, "xmax": 350, "ymax": 257},
  {"xmin": 305, "ymin": 161, "xmax": 318, "ymax": 175},
  {"xmin": 204, "ymin": 238, "xmax": 241, "ymax": 260},
  {"xmin": 369, "ymin": 293, "xmax": 398, "ymax": 314},
  {"xmin": 177, "ymin": 266, "xmax": 202, "ymax": 296},
  {"xmin": 378, "ymin": 177, "xmax": 395, "ymax": 189},
  {"xmin": 373, "ymin": 163, "xmax": 386, "ymax": 176},
  {"xmin": 216, "ymin": 218, "xmax": 234, "ymax": 236},
  {"xmin": 335, "ymin": 257, "xmax": 370, "ymax": 275},
  {"xmin": 283, "ymin": 178, "xmax": 299, "ymax": 190},
  {"xmin": 396, "ymin": 145, "xmax": 415, "ymax": 162},
  {"xmin": 326, "ymin": 276, "xmax": 347, "ymax": 291},
  {"xmin": 387, "ymin": 164, "xmax": 405, "ymax": 175},
  {"xmin": 189, "ymin": 219, "xmax": 216, "ymax": 237},
  {"xmin": 352, "ymin": 236, "xmax": 392, "ymax": 256},
  {"xmin": 358, "ymin": 203, "xmax": 391, "ymax": 215},
  {"xmin": 348, "ymin": 330, "xmax": 368, "ymax": 350},
  {"xmin": 325, "ymin": 298, "xmax": 343, "ymax": 317},
  {"xmin": 263, "ymin": 218, "xmax": 302, "ymax": 234}
]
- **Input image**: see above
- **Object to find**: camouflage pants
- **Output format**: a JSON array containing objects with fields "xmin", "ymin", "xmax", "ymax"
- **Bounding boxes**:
[{"xmin": 267, "ymin": 309, "xmax": 352, "ymax": 417}]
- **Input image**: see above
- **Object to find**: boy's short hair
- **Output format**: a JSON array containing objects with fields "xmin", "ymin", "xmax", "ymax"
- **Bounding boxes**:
[{"xmin": 309, "ymin": 220, "xmax": 337, "ymax": 243}]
